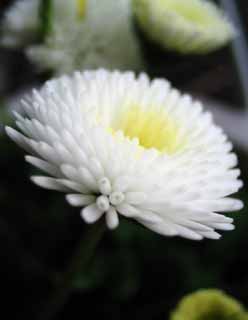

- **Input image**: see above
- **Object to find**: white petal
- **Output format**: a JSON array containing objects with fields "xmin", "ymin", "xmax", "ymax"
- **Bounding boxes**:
[
  {"xmin": 59, "ymin": 179, "xmax": 89, "ymax": 193},
  {"xmin": 31, "ymin": 176, "xmax": 69, "ymax": 192},
  {"xmin": 113, "ymin": 176, "xmax": 134, "ymax": 192},
  {"xmin": 116, "ymin": 203, "xmax": 140, "ymax": 218},
  {"xmin": 174, "ymin": 225, "xmax": 204, "ymax": 241},
  {"xmin": 106, "ymin": 207, "xmax": 119, "ymax": 230},
  {"xmin": 140, "ymin": 220, "xmax": 178, "ymax": 237},
  {"xmin": 78, "ymin": 167, "xmax": 98, "ymax": 191},
  {"xmin": 96, "ymin": 196, "xmax": 110, "ymax": 212},
  {"xmin": 25, "ymin": 155, "xmax": 61, "ymax": 177},
  {"xmin": 212, "ymin": 223, "xmax": 235, "ymax": 231},
  {"xmin": 60, "ymin": 164, "xmax": 90, "ymax": 193},
  {"xmin": 81, "ymin": 204, "xmax": 104, "ymax": 224},
  {"xmin": 125, "ymin": 192, "xmax": 147, "ymax": 205},
  {"xmin": 136, "ymin": 211, "xmax": 163, "ymax": 224},
  {"xmin": 66, "ymin": 194, "xmax": 96, "ymax": 207},
  {"xmin": 199, "ymin": 231, "xmax": 221, "ymax": 240},
  {"xmin": 98, "ymin": 177, "xmax": 112, "ymax": 195},
  {"xmin": 5, "ymin": 126, "xmax": 33, "ymax": 154}
]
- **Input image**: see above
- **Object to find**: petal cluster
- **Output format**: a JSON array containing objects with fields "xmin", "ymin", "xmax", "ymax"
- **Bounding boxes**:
[
  {"xmin": 6, "ymin": 69, "xmax": 243, "ymax": 240},
  {"xmin": 133, "ymin": 0, "xmax": 235, "ymax": 54}
]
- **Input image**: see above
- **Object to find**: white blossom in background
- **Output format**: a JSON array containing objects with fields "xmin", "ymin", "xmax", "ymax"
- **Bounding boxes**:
[
  {"xmin": 133, "ymin": 0, "xmax": 235, "ymax": 54},
  {"xmin": 1, "ymin": 0, "xmax": 78, "ymax": 47},
  {"xmin": 1, "ymin": 0, "xmax": 144, "ymax": 74},
  {"xmin": 6, "ymin": 69, "xmax": 243, "ymax": 240}
]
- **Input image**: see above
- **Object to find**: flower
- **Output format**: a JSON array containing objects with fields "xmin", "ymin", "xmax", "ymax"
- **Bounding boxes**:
[
  {"xmin": 1, "ymin": 0, "xmax": 144, "ymax": 74},
  {"xmin": 6, "ymin": 69, "xmax": 243, "ymax": 240},
  {"xmin": 170, "ymin": 289, "xmax": 247, "ymax": 320},
  {"xmin": 132, "ymin": 0, "xmax": 235, "ymax": 54}
]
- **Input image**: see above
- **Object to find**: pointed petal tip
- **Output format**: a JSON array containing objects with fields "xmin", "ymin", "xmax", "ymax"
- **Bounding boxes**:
[
  {"xmin": 5, "ymin": 126, "xmax": 15, "ymax": 138},
  {"xmin": 25, "ymin": 155, "xmax": 35, "ymax": 164},
  {"xmin": 30, "ymin": 175, "xmax": 39, "ymax": 185},
  {"xmin": 30, "ymin": 175, "xmax": 69, "ymax": 192},
  {"xmin": 30, "ymin": 176, "xmax": 51, "ymax": 189},
  {"xmin": 205, "ymin": 232, "xmax": 222, "ymax": 240},
  {"xmin": 66, "ymin": 194, "xmax": 95, "ymax": 207},
  {"xmin": 65, "ymin": 194, "xmax": 77, "ymax": 206},
  {"xmin": 235, "ymin": 200, "xmax": 244, "ymax": 211}
]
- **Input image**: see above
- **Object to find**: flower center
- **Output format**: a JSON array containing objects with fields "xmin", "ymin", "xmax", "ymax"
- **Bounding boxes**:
[{"xmin": 112, "ymin": 105, "xmax": 184, "ymax": 154}]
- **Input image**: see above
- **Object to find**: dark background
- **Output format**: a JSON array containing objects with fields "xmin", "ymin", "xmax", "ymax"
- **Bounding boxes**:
[{"xmin": 0, "ymin": 1, "xmax": 248, "ymax": 319}]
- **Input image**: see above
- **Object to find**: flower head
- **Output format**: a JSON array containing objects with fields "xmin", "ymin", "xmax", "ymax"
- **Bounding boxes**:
[
  {"xmin": 170, "ymin": 289, "xmax": 247, "ymax": 320},
  {"xmin": 1, "ymin": 0, "xmax": 144, "ymax": 74},
  {"xmin": 6, "ymin": 70, "xmax": 243, "ymax": 239},
  {"xmin": 133, "ymin": 0, "xmax": 235, "ymax": 54}
]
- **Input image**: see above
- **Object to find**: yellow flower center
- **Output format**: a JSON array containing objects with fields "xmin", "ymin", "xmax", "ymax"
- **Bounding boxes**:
[
  {"xmin": 112, "ymin": 106, "xmax": 185, "ymax": 154},
  {"xmin": 77, "ymin": 0, "xmax": 87, "ymax": 19}
]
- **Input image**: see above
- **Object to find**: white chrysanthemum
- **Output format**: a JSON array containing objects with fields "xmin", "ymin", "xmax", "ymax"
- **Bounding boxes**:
[
  {"xmin": 1, "ymin": 0, "xmax": 144, "ymax": 74},
  {"xmin": 6, "ymin": 70, "xmax": 243, "ymax": 240},
  {"xmin": 133, "ymin": 0, "xmax": 235, "ymax": 54}
]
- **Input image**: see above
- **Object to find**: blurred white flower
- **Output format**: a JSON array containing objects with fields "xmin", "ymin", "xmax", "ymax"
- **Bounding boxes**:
[
  {"xmin": 28, "ymin": 0, "xmax": 144, "ymax": 74},
  {"xmin": 1, "ymin": 0, "xmax": 144, "ymax": 74},
  {"xmin": 6, "ymin": 69, "xmax": 243, "ymax": 240},
  {"xmin": 133, "ymin": 0, "xmax": 235, "ymax": 54},
  {"xmin": 1, "ymin": 0, "xmax": 78, "ymax": 47}
]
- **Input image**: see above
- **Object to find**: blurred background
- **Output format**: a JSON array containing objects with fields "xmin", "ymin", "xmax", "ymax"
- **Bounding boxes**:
[{"xmin": 0, "ymin": 0, "xmax": 248, "ymax": 319}]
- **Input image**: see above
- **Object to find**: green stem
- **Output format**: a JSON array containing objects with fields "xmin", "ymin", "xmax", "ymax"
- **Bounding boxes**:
[
  {"xmin": 37, "ymin": 219, "xmax": 106, "ymax": 320},
  {"xmin": 39, "ymin": 0, "xmax": 54, "ymax": 41}
]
